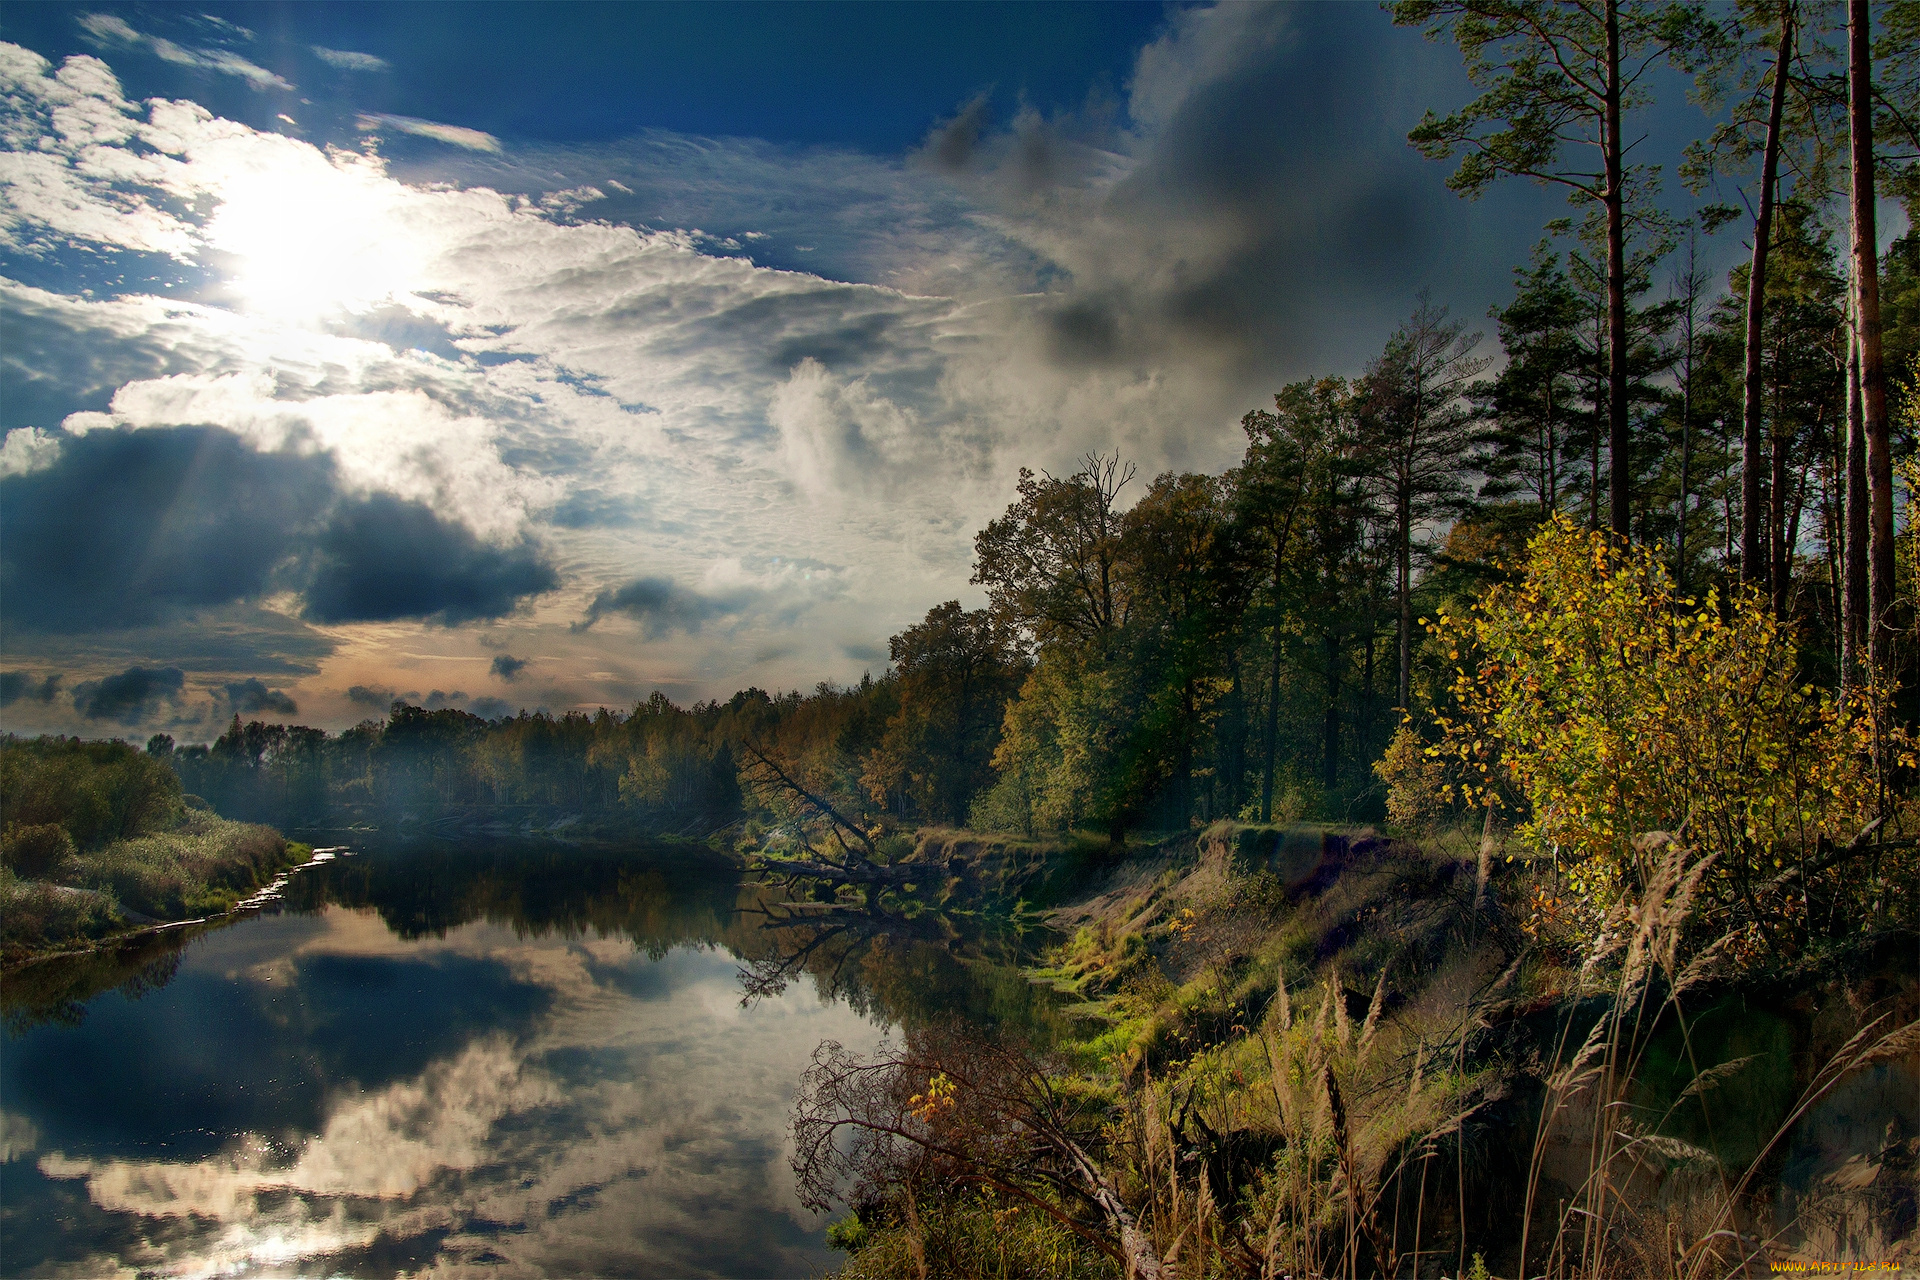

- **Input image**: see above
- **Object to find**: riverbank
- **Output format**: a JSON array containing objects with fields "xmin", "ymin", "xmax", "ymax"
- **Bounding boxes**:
[
  {"xmin": 821, "ymin": 821, "xmax": 1920, "ymax": 1279},
  {"xmin": 0, "ymin": 810, "xmax": 308, "ymax": 965}
]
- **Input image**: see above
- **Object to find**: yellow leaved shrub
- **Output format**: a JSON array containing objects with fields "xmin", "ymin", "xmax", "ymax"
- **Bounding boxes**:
[{"xmin": 1414, "ymin": 515, "xmax": 1911, "ymax": 950}]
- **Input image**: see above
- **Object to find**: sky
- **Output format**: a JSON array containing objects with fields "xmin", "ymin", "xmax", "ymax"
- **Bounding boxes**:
[{"xmin": 0, "ymin": 1, "xmax": 1766, "ymax": 740}]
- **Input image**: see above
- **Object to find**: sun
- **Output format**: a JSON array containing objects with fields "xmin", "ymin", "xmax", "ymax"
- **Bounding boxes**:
[{"xmin": 203, "ymin": 147, "xmax": 426, "ymax": 322}]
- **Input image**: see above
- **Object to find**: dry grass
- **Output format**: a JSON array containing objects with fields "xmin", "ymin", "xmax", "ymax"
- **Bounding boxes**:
[{"xmin": 812, "ymin": 823, "xmax": 1920, "ymax": 1279}]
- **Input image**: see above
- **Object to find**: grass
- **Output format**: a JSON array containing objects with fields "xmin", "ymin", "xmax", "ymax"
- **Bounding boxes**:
[
  {"xmin": 1, "ymin": 811, "xmax": 302, "ymax": 962},
  {"xmin": 831, "ymin": 1190, "xmax": 1120, "ymax": 1280},
  {"xmin": 819, "ymin": 821, "xmax": 1920, "ymax": 1279}
]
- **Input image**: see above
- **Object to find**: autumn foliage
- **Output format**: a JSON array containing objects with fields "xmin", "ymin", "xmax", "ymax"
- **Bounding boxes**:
[{"xmin": 1386, "ymin": 516, "xmax": 1914, "ymax": 947}]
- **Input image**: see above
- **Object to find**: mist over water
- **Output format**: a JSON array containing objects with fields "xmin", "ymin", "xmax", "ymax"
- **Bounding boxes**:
[{"xmin": 0, "ymin": 843, "xmax": 1045, "ymax": 1278}]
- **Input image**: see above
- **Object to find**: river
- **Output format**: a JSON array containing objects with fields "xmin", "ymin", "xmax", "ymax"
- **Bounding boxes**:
[{"xmin": 0, "ymin": 841, "xmax": 1058, "ymax": 1278}]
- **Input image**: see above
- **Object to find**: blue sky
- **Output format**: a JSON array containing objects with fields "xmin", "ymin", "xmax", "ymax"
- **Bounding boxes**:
[
  {"xmin": 0, "ymin": 2, "xmax": 1778, "ymax": 740},
  {"xmin": 1, "ymin": 3, "xmax": 1171, "ymax": 151}
]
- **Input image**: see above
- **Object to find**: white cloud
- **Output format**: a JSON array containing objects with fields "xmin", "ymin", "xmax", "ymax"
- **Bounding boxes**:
[
  {"xmin": 771, "ymin": 356, "xmax": 929, "ymax": 497},
  {"xmin": 356, "ymin": 112, "xmax": 500, "ymax": 153},
  {"xmin": 0, "ymin": 47, "xmax": 197, "ymax": 257},
  {"xmin": 77, "ymin": 12, "xmax": 293, "ymax": 92},
  {"xmin": 0, "ymin": 426, "xmax": 61, "ymax": 476},
  {"xmin": 311, "ymin": 45, "xmax": 389, "ymax": 73},
  {"xmin": 0, "ymin": 42, "xmax": 1083, "ymax": 709}
]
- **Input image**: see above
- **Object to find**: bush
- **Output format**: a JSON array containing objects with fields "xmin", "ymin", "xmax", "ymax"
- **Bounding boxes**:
[
  {"xmin": 75, "ymin": 812, "xmax": 286, "ymax": 919},
  {"xmin": 1376, "ymin": 723, "xmax": 1451, "ymax": 831},
  {"xmin": 0, "ymin": 737, "xmax": 181, "ymax": 849},
  {"xmin": 831, "ymin": 1190, "xmax": 1116, "ymax": 1280},
  {"xmin": 1, "ymin": 822, "xmax": 76, "ymax": 877},
  {"xmin": 969, "ymin": 771, "xmax": 1035, "ymax": 835},
  {"xmin": 1422, "ymin": 516, "xmax": 1914, "ymax": 944}
]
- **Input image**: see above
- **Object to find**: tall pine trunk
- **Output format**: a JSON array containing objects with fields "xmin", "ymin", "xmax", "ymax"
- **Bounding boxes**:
[
  {"xmin": 1604, "ymin": 0, "xmax": 1631, "ymax": 540},
  {"xmin": 1677, "ymin": 273, "xmax": 1695, "ymax": 588},
  {"xmin": 1850, "ymin": 0, "xmax": 1894, "ymax": 665},
  {"xmin": 1397, "ymin": 497, "xmax": 1412, "ymax": 711},
  {"xmin": 1845, "ymin": 329, "xmax": 1869, "ymax": 684},
  {"xmin": 1773, "ymin": 405, "xmax": 1792, "ymax": 617},
  {"xmin": 1743, "ymin": 4, "xmax": 1794, "ymax": 589},
  {"xmin": 1261, "ymin": 602, "xmax": 1283, "ymax": 824}
]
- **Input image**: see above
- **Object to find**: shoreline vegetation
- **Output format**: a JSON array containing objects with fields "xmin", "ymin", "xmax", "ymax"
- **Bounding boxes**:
[
  {"xmin": 5, "ymin": 0, "xmax": 1920, "ymax": 1272},
  {"xmin": 810, "ymin": 817, "xmax": 1919, "ymax": 1280},
  {"xmin": 0, "ymin": 737, "xmax": 308, "ymax": 965}
]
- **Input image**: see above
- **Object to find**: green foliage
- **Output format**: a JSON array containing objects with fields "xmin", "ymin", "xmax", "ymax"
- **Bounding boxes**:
[
  {"xmin": 825, "ymin": 1212, "xmax": 869, "ymax": 1253},
  {"xmin": 862, "ymin": 601, "xmax": 1026, "ymax": 824},
  {"xmin": 0, "ymin": 867, "xmax": 121, "ymax": 954},
  {"xmin": 990, "ymin": 645, "xmax": 1138, "ymax": 838},
  {"xmin": 0, "ymin": 803, "xmax": 291, "ymax": 959},
  {"xmin": 1375, "ymin": 724, "xmax": 1449, "ymax": 832},
  {"xmin": 74, "ymin": 811, "xmax": 288, "ymax": 920},
  {"xmin": 830, "ymin": 1191, "xmax": 1117, "ymax": 1279},
  {"xmin": 0, "ymin": 823, "xmax": 75, "ymax": 878},
  {"xmin": 0, "ymin": 733, "xmax": 303, "ymax": 958},
  {"xmin": 0, "ymin": 736, "xmax": 181, "ymax": 849},
  {"xmin": 1396, "ymin": 0, "xmax": 1716, "ymax": 207}
]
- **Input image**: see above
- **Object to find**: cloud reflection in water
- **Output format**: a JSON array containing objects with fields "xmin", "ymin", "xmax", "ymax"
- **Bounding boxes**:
[{"xmin": 16, "ymin": 907, "xmax": 887, "ymax": 1278}]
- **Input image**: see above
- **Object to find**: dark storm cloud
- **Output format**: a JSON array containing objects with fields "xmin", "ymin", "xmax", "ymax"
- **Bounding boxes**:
[
  {"xmin": 1044, "ymin": 297, "xmax": 1123, "ymax": 366},
  {"xmin": 347, "ymin": 684, "xmax": 396, "ymax": 709},
  {"xmin": 933, "ymin": 4, "xmax": 1562, "ymax": 383},
  {"xmin": 768, "ymin": 311, "xmax": 899, "ymax": 372},
  {"xmin": 1120, "ymin": 15, "xmax": 1447, "ymax": 348},
  {"xmin": 72, "ymin": 665, "xmax": 185, "ymax": 724},
  {"xmin": 416, "ymin": 689, "xmax": 515, "ymax": 719},
  {"xmin": 1122, "ymin": 5, "xmax": 1560, "ymax": 368},
  {"xmin": 9, "ymin": 605, "xmax": 339, "ymax": 677},
  {"xmin": 225, "ymin": 677, "xmax": 297, "ymax": 716},
  {"xmin": 490, "ymin": 655, "xmax": 529, "ymax": 681},
  {"xmin": 303, "ymin": 494, "xmax": 561, "ymax": 626},
  {"xmin": 0, "ymin": 426, "xmax": 335, "ymax": 632},
  {"xmin": 1, "ymin": 426, "xmax": 561, "ymax": 637},
  {"xmin": 0, "ymin": 671, "xmax": 62, "ymax": 707},
  {"xmin": 572, "ymin": 577, "xmax": 749, "ymax": 637},
  {"xmin": 125, "ymin": 606, "xmax": 336, "ymax": 675}
]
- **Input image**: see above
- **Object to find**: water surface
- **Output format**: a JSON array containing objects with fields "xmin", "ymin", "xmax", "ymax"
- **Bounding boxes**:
[{"xmin": 0, "ymin": 842, "xmax": 1049, "ymax": 1278}]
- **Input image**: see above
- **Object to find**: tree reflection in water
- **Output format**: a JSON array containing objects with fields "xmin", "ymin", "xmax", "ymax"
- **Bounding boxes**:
[{"xmin": 4, "ymin": 839, "xmax": 1066, "ymax": 1039}]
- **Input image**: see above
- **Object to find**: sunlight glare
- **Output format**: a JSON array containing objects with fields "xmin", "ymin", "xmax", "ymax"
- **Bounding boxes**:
[{"xmin": 205, "ymin": 150, "xmax": 426, "ymax": 322}]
